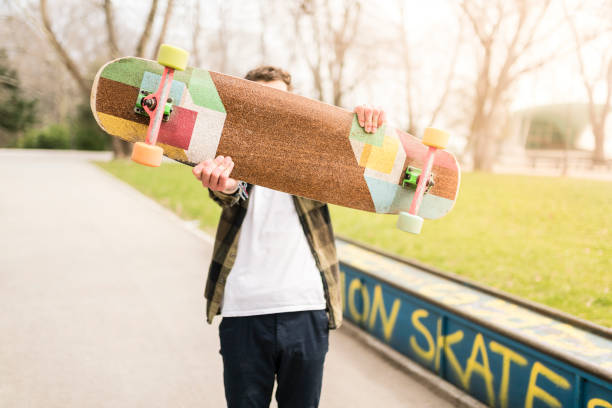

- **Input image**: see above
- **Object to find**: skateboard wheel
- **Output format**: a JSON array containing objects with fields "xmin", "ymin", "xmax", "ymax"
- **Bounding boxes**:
[
  {"xmin": 131, "ymin": 142, "xmax": 164, "ymax": 167},
  {"xmin": 397, "ymin": 212, "xmax": 424, "ymax": 234},
  {"xmin": 422, "ymin": 128, "xmax": 449, "ymax": 149},
  {"xmin": 157, "ymin": 44, "xmax": 189, "ymax": 71}
]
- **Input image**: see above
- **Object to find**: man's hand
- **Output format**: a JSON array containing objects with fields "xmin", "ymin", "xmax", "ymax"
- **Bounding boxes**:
[
  {"xmin": 354, "ymin": 105, "xmax": 386, "ymax": 133},
  {"xmin": 193, "ymin": 155, "xmax": 238, "ymax": 194}
]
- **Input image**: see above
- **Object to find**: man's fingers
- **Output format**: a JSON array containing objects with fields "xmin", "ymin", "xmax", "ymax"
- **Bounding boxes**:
[
  {"xmin": 371, "ymin": 110, "xmax": 380, "ymax": 133},
  {"xmin": 193, "ymin": 159, "xmax": 212, "ymax": 181},
  {"xmin": 354, "ymin": 105, "xmax": 365, "ymax": 127},
  {"xmin": 200, "ymin": 159, "xmax": 218, "ymax": 187},
  {"xmin": 218, "ymin": 161, "xmax": 235, "ymax": 191},
  {"xmin": 195, "ymin": 156, "xmax": 235, "ymax": 190},
  {"xmin": 353, "ymin": 105, "xmax": 388, "ymax": 134},
  {"xmin": 378, "ymin": 110, "xmax": 386, "ymax": 127},
  {"xmin": 209, "ymin": 156, "xmax": 234, "ymax": 190},
  {"xmin": 192, "ymin": 165, "xmax": 202, "ymax": 180},
  {"xmin": 213, "ymin": 157, "xmax": 233, "ymax": 190},
  {"xmin": 209, "ymin": 162, "xmax": 226, "ymax": 190},
  {"xmin": 364, "ymin": 107, "xmax": 373, "ymax": 133}
]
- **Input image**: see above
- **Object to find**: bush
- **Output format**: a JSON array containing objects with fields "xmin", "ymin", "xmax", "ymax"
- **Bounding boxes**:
[
  {"xmin": 19, "ymin": 124, "xmax": 70, "ymax": 149},
  {"xmin": 72, "ymin": 123, "xmax": 110, "ymax": 151},
  {"xmin": 16, "ymin": 103, "xmax": 111, "ymax": 151},
  {"xmin": 71, "ymin": 103, "xmax": 110, "ymax": 151}
]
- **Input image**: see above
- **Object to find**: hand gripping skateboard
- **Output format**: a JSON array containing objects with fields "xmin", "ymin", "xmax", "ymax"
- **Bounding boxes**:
[{"xmin": 91, "ymin": 44, "xmax": 460, "ymax": 234}]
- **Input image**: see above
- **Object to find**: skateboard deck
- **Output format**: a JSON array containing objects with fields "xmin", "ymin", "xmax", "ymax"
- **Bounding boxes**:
[{"xmin": 91, "ymin": 57, "xmax": 460, "ymax": 219}]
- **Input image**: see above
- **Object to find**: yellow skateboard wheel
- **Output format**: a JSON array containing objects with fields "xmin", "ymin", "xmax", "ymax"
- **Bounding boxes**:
[
  {"xmin": 422, "ymin": 128, "xmax": 449, "ymax": 149},
  {"xmin": 157, "ymin": 44, "xmax": 189, "ymax": 71},
  {"xmin": 131, "ymin": 142, "xmax": 164, "ymax": 167},
  {"xmin": 397, "ymin": 212, "xmax": 424, "ymax": 234}
]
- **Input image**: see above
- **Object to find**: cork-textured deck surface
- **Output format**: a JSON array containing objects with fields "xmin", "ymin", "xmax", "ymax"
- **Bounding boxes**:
[{"xmin": 91, "ymin": 57, "xmax": 460, "ymax": 218}]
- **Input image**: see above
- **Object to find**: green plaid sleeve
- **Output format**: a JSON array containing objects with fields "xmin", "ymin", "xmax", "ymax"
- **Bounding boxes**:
[{"xmin": 208, "ymin": 188, "xmax": 241, "ymax": 208}]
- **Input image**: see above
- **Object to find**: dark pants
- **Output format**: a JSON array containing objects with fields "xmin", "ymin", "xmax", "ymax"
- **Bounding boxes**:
[{"xmin": 219, "ymin": 310, "xmax": 329, "ymax": 408}]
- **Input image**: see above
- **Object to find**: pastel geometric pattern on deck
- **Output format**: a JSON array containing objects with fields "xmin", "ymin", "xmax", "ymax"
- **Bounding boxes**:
[
  {"xmin": 364, "ymin": 175, "xmax": 454, "ymax": 217},
  {"xmin": 95, "ymin": 112, "xmax": 190, "ymax": 162},
  {"xmin": 181, "ymin": 88, "xmax": 227, "ymax": 164},
  {"xmin": 100, "ymin": 57, "xmax": 226, "ymax": 113},
  {"xmin": 363, "ymin": 130, "xmax": 406, "ymax": 184},
  {"xmin": 100, "ymin": 58, "xmax": 191, "ymax": 88},
  {"xmin": 157, "ymin": 106, "xmax": 198, "ymax": 150},
  {"xmin": 350, "ymin": 126, "xmax": 406, "ymax": 184},
  {"xmin": 188, "ymin": 69, "xmax": 226, "ymax": 113},
  {"xmin": 363, "ymin": 176, "xmax": 400, "ymax": 213},
  {"xmin": 391, "ymin": 187, "xmax": 456, "ymax": 218},
  {"xmin": 98, "ymin": 57, "xmax": 228, "ymax": 164},
  {"xmin": 358, "ymin": 135, "xmax": 399, "ymax": 174},
  {"xmin": 140, "ymin": 71, "xmax": 186, "ymax": 105}
]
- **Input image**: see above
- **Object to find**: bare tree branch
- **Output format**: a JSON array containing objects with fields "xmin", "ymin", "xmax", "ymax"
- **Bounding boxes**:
[
  {"xmin": 294, "ymin": 1, "xmax": 325, "ymax": 101},
  {"xmin": 216, "ymin": 2, "xmax": 230, "ymax": 73},
  {"xmin": 153, "ymin": 0, "xmax": 175, "ymax": 59},
  {"xmin": 460, "ymin": 0, "xmax": 559, "ymax": 170},
  {"xmin": 564, "ymin": 0, "xmax": 611, "ymax": 163},
  {"xmin": 398, "ymin": 0, "xmax": 415, "ymax": 133},
  {"xmin": 515, "ymin": 0, "xmax": 551, "ymax": 56},
  {"xmin": 191, "ymin": 0, "xmax": 201, "ymax": 66},
  {"xmin": 103, "ymin": 0, "xmax": 119, "ymax": 58},
  {"xmin": 428, "ymin": 23, "xmax": 463, "ymax": 127},
  {"xmin": 134, "ymin": 0, "xmax": 159, "ymax": 58},
  {"xmin": 258, "ymin": 0, "xmax": 270, "ymax": 63},
  {"xmin": 39, "ymin": 0, "xmax": 89, "ymax": 95},
  {"xmin": 459, "ymin": 1, "xmax": 483, "ymax": 45}
]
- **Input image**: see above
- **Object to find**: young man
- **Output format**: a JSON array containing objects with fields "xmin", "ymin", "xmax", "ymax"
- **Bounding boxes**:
[{"xmin": 192, "ymin": 66, "xmax": 385, "ymax": 408}]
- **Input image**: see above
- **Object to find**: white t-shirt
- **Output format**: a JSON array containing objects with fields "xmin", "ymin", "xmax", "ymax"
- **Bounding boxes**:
[{"xmin": 220, "ymin": 185, "xmax": 326, "ymax": 317}]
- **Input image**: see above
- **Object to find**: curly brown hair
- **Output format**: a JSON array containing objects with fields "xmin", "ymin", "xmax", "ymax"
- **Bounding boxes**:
[{"xmin": 244, "ymin": 66, "xmax": 292, "ymax": 90}]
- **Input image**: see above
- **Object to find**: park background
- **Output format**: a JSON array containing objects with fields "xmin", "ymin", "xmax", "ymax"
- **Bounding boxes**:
[{"xmin": 1, "ymin": 0, "xmax": 611, "ymax": 327}]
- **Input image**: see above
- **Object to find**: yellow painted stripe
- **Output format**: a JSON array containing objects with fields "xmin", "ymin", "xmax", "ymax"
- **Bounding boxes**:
[{"xmin": 96, "ymin": 112, "xmax": 189, "ymax": 163}]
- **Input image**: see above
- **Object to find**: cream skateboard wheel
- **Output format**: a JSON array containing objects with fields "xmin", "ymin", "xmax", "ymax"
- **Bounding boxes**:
[{"xmin": 397, "ymin": 212, "xmax": 424, "ymax": 234}]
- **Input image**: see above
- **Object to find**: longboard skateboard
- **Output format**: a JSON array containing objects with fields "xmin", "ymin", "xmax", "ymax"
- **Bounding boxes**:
[{"xmin": 91, "ymin": 45, "xmax": 460, "ymax": 233}]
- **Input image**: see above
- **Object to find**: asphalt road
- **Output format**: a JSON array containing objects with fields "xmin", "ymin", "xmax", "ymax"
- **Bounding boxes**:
[{"xmin": 0, "ymin": 149, "xmax": 454, "ymax": 408}]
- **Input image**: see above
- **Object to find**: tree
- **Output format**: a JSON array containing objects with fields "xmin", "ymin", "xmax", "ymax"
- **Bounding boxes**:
[
  {"xmin": 564, "ymin": 0, "xmax": 611, "ymax": 164},
  {"xmin": 0, "ymin": 50, "xmax": 37, "ymax": 147},
  {"xmin": 292, "ymin": 0, "xmax": 369, "ymax": 107},
  {"xmin": 39, "ymin": 0, "xmax": 174, "ymax": 157},
  {"xmin": 459, "ymin": 0, "xmax": 571, "ymax": 170},
  {"xmin": 397, "ymin": 0, "xmax": 463, "ymax": 136}
]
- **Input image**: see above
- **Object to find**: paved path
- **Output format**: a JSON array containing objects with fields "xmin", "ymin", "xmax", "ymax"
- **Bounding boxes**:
[{"xmin": 0, "ymin": 149, "xmax": 453, "ymax": 407}]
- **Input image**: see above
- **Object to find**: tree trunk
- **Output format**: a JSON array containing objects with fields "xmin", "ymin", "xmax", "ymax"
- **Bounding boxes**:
[
  {"xmin": 592, "ymin": 122, "xmax": 606, "ymax": 164},
  {"xmin": 39, "ymin": 0, "xmax": 89, "ymax": 96},
  {"xmin": 101, "ymin": 0, "xmax": 130, "ymax": 158},
  {"xmin": 135, "ymin": 0, "xmax": 159, "ymax": 58},
  {"xmin": 191, "ymin": 0, "xmax": 201, "ymax": 66},
  {"xmin": 103, "ymin": 0, "xmax": 120, "ymax": 58},
  {"xmin": 152, "ymin": 0, "xmax": 175, "ymax": 59}
]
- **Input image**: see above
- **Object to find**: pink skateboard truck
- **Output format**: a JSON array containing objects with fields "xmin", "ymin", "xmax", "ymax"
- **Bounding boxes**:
[
  {"xmin": 131, "ymin": 44, "xmax": 189, "ymax": 167},
  {"xmin": 397, "ymin": 128, "xmax": 450, "ymax": 234}
]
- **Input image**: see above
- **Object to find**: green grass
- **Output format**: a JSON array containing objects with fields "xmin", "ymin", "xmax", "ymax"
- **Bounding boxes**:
[{"xmin": 97, "ymin": 161, "xmax": 612, "ymax": 327}]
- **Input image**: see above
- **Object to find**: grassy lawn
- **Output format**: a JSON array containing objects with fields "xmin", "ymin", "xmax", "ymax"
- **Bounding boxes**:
[{"xmin": 97, "ymin": 160, "xmax": 612, "ymax": 327}]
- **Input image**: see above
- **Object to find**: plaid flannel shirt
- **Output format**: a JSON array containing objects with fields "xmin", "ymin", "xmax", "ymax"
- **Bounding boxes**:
[{"xmin": 205, "ymin": 184, "xmax": 343, "ymax": 329}]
